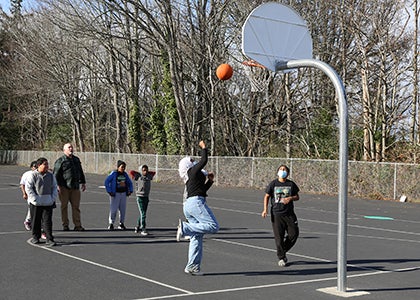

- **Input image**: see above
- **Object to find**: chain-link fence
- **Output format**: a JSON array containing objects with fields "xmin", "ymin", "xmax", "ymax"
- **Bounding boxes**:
[{"xmin": 1, "ymin": 150, "xmax": 419, "ymax": 202}]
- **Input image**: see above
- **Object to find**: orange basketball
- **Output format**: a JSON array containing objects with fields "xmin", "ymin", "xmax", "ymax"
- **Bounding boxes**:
[{"xmin": 216, "ymin": 63, "xmax": 233, "ymax": 80}]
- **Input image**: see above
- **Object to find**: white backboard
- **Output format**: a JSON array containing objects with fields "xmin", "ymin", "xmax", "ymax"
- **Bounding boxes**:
[{"xmin": 242, "ymin": 2, "xmax": 313, "ymax": 71}]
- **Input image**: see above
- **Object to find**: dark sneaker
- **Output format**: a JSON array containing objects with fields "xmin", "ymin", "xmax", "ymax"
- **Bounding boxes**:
[
  {"xmin": 118, "ymin": 223, "xmax": 126, "ymax": 230},
  {"xmin": 74, "ymin": 226, "xmax": 85, "ymax": 231},
  {"xmin": 63, "ymin": 225, "xmax": 70, "ymax": 231},
  {"xmin": 30, "ymin": 238, "xmax": 40, "ymax": 245},
  {"xmin": 134, "ymin": 226, "xmax": 140, "ymax": 233},
  {"xmin": 45, "ymin": 240, "xmax": 56, "ymax": 247},
  {"xmin": 108, "ymin": 224, "xmax": 114, "ymax": 230}
]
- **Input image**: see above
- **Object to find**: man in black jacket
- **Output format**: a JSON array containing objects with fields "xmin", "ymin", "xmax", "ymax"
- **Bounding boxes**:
[{"xmin": 53, "ymin": 143, "xmax": 86, "ymax": 231}]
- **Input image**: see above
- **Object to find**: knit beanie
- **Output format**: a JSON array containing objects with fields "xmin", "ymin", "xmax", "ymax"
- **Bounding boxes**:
[{"xmin": 117, "ymin": 160, "xmax": 126, "ymax": 168}]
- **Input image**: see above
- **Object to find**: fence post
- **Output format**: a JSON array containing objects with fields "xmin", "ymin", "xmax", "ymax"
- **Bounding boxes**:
[
  {"xmin": 393, "ymin": 163, "xmax": 397, "ymax": 200},
  {"xmin": 251, "ymin": 157, "xmax": 255, "ymax": 188},
  {"xmin": 215, "ymin": 156, "xmax": 219, "ymax": 186},
  {"xmin": 155, "ymin": 154, "xmax": 159, "ymax": 182}
]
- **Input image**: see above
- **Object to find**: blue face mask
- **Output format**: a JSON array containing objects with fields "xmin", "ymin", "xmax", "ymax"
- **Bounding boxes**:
[{"xmin": 278, "ymin": 170, "xmax": 288, "ymax": 179}]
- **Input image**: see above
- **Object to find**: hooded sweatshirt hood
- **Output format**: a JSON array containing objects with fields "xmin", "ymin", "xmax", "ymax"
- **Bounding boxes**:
[
  {"xmin": 178, "ymin": 156, "xmax": 209, "ymax": 183},
  {"xmin": 179, "ymin": 157, "xmax": 194, "ymax": 183}
]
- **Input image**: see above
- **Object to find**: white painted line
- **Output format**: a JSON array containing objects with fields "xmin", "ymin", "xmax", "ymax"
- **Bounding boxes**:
[
  {"xmin": 213, "ymin": 238, "xmax": 332, "ymax": 262},
  {"xmin": 304, "ymin": 230, "xmax": 420, "ymax": 244},
  {"xmin": 212, "ymin": 238, "xmax": 413, "ymax": 273},
  {"xmin": 133, "ymin": 276, "xmax": 340, "ymax": 300},
  {"xmin": 63, "ymin": 237, "xmax": 178, "ymax": 247},
  {"xmin": 26, "ymin": 239, "xmax": 193, "ymax": 295},
  {"xmin": 300, "ymin": 218, "xmax": 420, "ymax": 236},
  {"xmin": 0, "ymin": 230, "xmax": 28, "ymax": 235},
  {"xmin": 134, "ymin": 265, "xmax": 420, "ymax": 300}
]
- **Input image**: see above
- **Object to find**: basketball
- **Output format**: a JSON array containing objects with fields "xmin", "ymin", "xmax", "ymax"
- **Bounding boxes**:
[{"xmin": 216, "ymin": 63, "xmax": 233, "ymax": 80}]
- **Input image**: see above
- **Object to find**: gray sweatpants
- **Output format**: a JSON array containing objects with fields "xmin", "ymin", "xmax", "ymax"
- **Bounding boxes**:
[{"xmin": 108, "ymin": 192, "xmax": 127, "ymax": 224}]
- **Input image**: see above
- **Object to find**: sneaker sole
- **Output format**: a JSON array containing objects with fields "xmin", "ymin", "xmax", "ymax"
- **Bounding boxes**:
[{"xmin": 184, "ymin": 270, "xmax": 202, "ymax": 276}]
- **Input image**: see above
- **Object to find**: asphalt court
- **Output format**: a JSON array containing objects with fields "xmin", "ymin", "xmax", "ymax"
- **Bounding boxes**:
[{"xmin": 1, "ymin": 164, "xmax": 420, "ymax": 300}]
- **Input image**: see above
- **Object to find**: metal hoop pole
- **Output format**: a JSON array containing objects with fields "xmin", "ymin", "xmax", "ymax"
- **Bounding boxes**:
[{"xmin": 276, "ymin": 59, "xmax": 349, "ymax": 292}]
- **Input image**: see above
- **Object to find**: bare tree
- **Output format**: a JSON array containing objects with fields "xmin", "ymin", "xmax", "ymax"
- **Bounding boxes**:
[{"xmin": 411, "ymin": 0, "xmax": 419, "ymax": 162}]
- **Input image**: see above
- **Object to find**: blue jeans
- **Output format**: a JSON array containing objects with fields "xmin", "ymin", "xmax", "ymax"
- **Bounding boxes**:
[{"xmin": 182, "ymin": 196, "xmax": 219, "ymax": 272}]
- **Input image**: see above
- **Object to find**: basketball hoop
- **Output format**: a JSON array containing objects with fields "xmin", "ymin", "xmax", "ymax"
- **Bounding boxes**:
[{"xmin": 242, "ymin": 60, "xmax": 272, "ymax": 93}]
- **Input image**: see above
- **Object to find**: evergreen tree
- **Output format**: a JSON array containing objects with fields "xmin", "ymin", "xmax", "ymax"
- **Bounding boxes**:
[
  {"xmin": 128, "ymin": 88, "xmax": 142, "ymax": 152},
  {"xmin": 148, "ymin": 53, "xmax": 180, "ymax": 155}
]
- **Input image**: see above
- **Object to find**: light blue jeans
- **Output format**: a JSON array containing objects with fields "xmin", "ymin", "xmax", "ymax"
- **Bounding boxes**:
[{"xmin": 182, "ymin": 196, "xmax": 219, "ymax": 272}]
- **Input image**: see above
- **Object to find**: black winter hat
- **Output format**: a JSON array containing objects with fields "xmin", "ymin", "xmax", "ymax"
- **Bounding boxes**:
[{"xmin": 117, "ymin": 160, "xmax": 126, "ymax": 168}]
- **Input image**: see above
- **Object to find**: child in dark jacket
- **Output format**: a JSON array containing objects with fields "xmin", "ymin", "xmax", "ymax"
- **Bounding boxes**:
[
  {"xmin": 129, "ymin": 165, "xmax": 156, "ymax": 235},
  {"xmin": 104, "ymin": 160, "xmax": 133, "ymax": 230}
]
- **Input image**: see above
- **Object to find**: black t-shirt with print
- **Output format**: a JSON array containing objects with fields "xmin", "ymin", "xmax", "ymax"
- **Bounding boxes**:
[
  {"xmin": 265, "ymin": 179, "xmax": 299, "ymax": 216},
  {"xmin": 116, "ymin": 172, "xmax": 128, "ymax": 193}
]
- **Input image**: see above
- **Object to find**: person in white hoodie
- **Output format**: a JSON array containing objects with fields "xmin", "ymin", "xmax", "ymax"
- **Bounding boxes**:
[
  {"xmin": 177, "ymin": 141, "xmax": 219, "ymax": 275},
  {"xmin": 25, "ymin": 157, "xmax": 58, "ymax": 246},
  {"xmin": 20, "ymin": 161, "xmax": 37, "ymax": 230}
]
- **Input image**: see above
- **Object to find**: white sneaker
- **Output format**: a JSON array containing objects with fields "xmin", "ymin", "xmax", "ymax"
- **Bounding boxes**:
[
  {"xmin": 140, "ymin": 230, "xmax": 148, "ymax": 236},
  {"xmin": 184, "ymin": 268, "xmax": 202, "ymax": 275},
  {"xmin": 176, "ymin": 219, "xmax": 183, "ymax": 242},
  {"xmin": 278, "ymin": 257, "xmax": 288, "ymax": 267}
]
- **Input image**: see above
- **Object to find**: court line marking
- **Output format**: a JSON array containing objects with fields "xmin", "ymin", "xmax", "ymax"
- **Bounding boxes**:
[
  {"xmin": 26, "ymin": 239, "xmax": 194, "ymax": 295},
  {"xmin": 296, "ymin": 217, "xmax": 420, "ymax": 236},
  {"xmin": 8, "ymin": 192, "xmax": 420, "ymax": 296},
  {"xmin": 132, "ymin": 265, "xmax": 420, "ymax": 300},
  {"xmin": 150, "ymin": 200, "xmax": 420, "ymax": 235},
  {"xmin": 213, "ymin": 238, "xmax": 331, "ymax": 262},
  {"xmin": 205, "ymin": 204, "xmax": 420, "ymax": 237},
  {"xmin": 22, "ymin": 230, "xmax": 420, "ymax": 300},
  {"xmin": 212, "ymin": 238, "xmax": 403, "ymax": 272},
  {"xmin": 304, "ymin": 230, "xmax": 420, "ymax": 244},
  {"xmin": 24, "ymin": 235, "xmax": 420, "ymax": 300},
  {"xmin": 214, "ymin": 238, "xmax": 379, "ymax": 272}
]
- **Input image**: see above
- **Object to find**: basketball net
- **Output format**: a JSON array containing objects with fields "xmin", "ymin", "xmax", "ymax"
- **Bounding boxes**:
[{"xmin": 242, "ymin": 60, "xmax": 272, "ymax": 93}]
